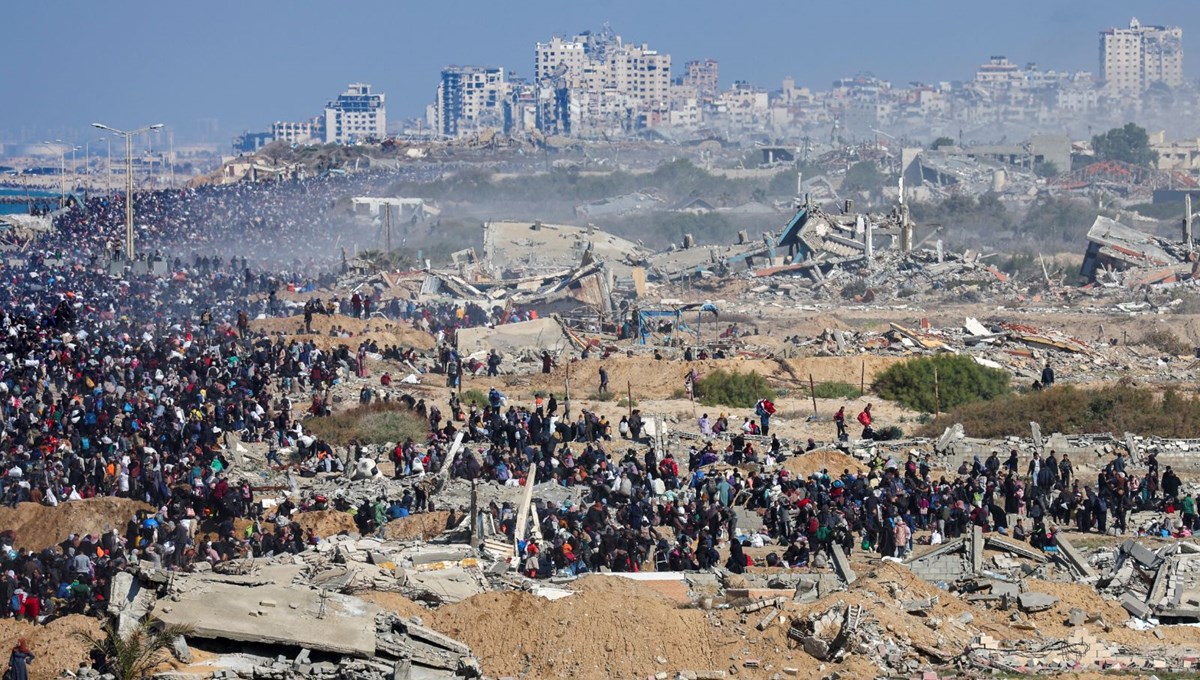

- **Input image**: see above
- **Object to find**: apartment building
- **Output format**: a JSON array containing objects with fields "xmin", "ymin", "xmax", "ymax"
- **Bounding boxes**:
[
  {"xmin": 271, "ymin": 119, "xmax": 321, "ymax": 144},
  {"xmin": 322, "ymin": 83, "xmax": 386, "ymax": 144},
  {"xmin": 534, "ymin": 26, "xmax": 671, "ymax": 135},
  {"xmin": 1100, "ymin": 18, "xmax": 1183, "ymax": 97},
  {"xmin": 683, "ymin": 59, "xmax": 719, "ymax": 100},
  {"xmin": 435, "ymin": 66, "xmax": 508, "ymax": 138}
]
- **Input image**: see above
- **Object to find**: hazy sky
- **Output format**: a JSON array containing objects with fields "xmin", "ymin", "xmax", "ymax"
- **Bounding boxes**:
[{"xmin": 4, "ymin": 0, "xmax": 1199, "ymax": 143}]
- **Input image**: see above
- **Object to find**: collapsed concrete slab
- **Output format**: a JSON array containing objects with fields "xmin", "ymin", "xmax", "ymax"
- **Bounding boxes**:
[
  {"xmin": 830, "ymin": 544, "xmax": 857, "ymax": 585},
  {"xmin": 455, "ymin": 317, "xmax": 568, "ymax": 355},
  {"xmin": 1017, "ymin": 592, "xmax": 1059, "ymax": 612},
  {"xmin": 1054, "ymin": 533, "xmax": 1098, "ymax": 580},
  {"xmin": 152, "ymin": 578, "xmax": 380, "ymax": 657},
  {"xmin": 107, "ymin": 570, "xmax": 158, "ymax": 639}
]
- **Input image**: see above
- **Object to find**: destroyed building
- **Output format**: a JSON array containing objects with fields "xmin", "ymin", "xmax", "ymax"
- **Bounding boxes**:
[{"xmin": 1080, "ymin": 213, "xmax": 1195, "ymax": 286}]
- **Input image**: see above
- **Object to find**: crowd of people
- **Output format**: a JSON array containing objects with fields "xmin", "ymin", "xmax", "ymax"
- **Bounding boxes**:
[
  {"xmin": 424, "ymin": 378, "xmax": 1193, "ymax": 578},
  {"xmin": 0, "ymin": 172, "xmax": 1190, "ymax": 649}
]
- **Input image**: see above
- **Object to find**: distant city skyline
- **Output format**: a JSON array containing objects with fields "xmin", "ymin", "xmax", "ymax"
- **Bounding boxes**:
[{"xmin": 3, "ymin": 0, "xmax": 1199, "ymax": 143}]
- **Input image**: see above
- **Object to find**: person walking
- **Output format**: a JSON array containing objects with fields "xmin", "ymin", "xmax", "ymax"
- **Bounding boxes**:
[
  {"xmin": 755, "ymin": 397, "xmax": 776, "ymax": 437},
  {"xmin": 857, "ymin": 404, "xmax": 875, "ymax": 439},
  {"xmin": 6, "ymin": 640, "xmax": 33, "ymax": 680}
]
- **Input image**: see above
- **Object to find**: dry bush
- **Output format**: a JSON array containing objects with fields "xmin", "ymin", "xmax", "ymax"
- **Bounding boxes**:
[
  {"xmin": 919, "ymin": 385, "xmax": 1200, "ymax": 438},
  {"xmin": 306, "ymin": 402, "xmax": 427, "ymax": 446},
  {"xmin": 1139, "ymin": 327, "xmax": 1192, "ymax": 356}
]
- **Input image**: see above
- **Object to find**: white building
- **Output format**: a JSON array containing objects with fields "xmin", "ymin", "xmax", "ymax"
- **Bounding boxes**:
[
  {"xmin": 534, "ymin": 26, "xmax": 671, "ymax": 135},
  {"xmin": 323, "ymin": 83, "xmax": 386, "ymax": 144},
  {"xmin": 1100, "ymin": 18, "xmax": 1184, "ymax": 97},
  {"xmin": 435, "ymin": 66, "xmax": 508, "ymax": 138},
  {"xmin": 271, "ymin": 119, "xmax": 321, "ymax": 144}
]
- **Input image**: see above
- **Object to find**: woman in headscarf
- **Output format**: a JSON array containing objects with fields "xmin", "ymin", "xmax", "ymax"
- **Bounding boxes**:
[
  {"xmin": 725, "ymin": 538, "xmax": 747, "ymax": 574},
  {"xmin": 6, "ymin": 639, "xmax": 33, "ymax": 680}
]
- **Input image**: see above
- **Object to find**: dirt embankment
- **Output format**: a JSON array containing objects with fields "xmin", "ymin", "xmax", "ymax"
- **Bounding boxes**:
[
  {"xmin": 428, "ymin": 575, "xmax": 724, "ymax": 679},
  {"xmin": 0, "ymin": 498, "xmax": 151, "ymax": 551},
  {"xmin": 290, "ymin": 510, "xmax": 359, "ymax": 537},
  {"xmin": 382, "ymin": 511, "xmax": 453, "ymax": 541},
  {"xmin": 250, "ymin": 314, "xmax": 436, "ymax": 351},
  {"xmin": 0, "ymin": 615, "xmax": 100, "ymax": 680},
  {"xmin": 472, "ymin": 355, "xmax": 905, "ymax": 402}
]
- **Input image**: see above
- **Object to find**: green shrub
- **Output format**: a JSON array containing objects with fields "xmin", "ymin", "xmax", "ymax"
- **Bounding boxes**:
[
  {"xmin": 872, "ymin": 354, "xmax": 1009, "ymax": 413},
  {"xmin": 875, "ymin": 425, "xmax": 904, "ymax": 441},
  {"xmin": 919, "ymin": 385, "xmax": 1200, "ymax": 438},
  {"xmin": 695, "ymin": 370, "xmax": 775, "ymax": 408},
  {"xmin": 812, "ymin": 381, "xmax": 862, "ymax": 400},
  {"xmin": 617, "ymin": 397, "xmax": 638, "ymax": 408},
  {"xmin": 460, "ymin": 389, "xmax": 488, "ymax": 407},
  {"xmin": 306, "ymin": 402, "xmax": 427, "ymax": 446},
  {"xmin": 588, "ymin": 391, "xmax": 616, "ymax": 402}
]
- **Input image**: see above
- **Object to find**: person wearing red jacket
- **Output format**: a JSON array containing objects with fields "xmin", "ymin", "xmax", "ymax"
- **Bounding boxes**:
[
  {"xmin": 755, "ymin": 398, "xmax": 776, "ymax": 437},
  {"xmin": 857, "ymin": 403, "xmax": 875, "ymax": 440}
]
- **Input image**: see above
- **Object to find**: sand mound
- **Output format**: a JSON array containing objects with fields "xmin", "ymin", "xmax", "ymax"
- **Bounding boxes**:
[
  {"xmin": 250, "ymin": 314, "xmax": 436, "ymax": 351},
  {"xmin": 291, "ymin": 510, "xmax": 358, "ymax": 538},
  {"xmin": 355, "ymin": 590, "xmax": 429, "ymax": 619},
  {"xmin": 0, "ymin": 498, "xmax": 151, "ymax": 551},
  {"xmin": 428, "ymin": 575, "xmax": 721, "ymax": 679},
  {"xmin": 782, "ymin": 449, "xmax": 867, "ymax": 479},
  {"xmin": 0, "ymin": 615, "xmax": 100, "ymax": 680},
  {"xmin": 382, "ymin": 511, "xmax": 452, "ymax": 541},
  {"xmin": 1017, "ymin": 577, "xmax": 1135, "ymax": 641},
  {"xmin": 491, "ymin": 355, "xmax": 905, "ymax": 403}
]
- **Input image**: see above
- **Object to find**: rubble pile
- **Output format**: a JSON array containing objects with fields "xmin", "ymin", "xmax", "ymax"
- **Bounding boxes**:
[
  {"xmin": 1102, "ymin": 539, "xmax": 1200, "ymax": 623},
  {"xmin": 111, "ymin": 557, "xmax": 484, "ymax": 680}
]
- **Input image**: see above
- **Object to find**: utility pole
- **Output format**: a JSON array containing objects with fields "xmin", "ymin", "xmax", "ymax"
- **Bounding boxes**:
[
  {"xmin": 43, "ymin": 141, "xmax": 66, "ymax": 209},
  {"xmin": 384, "ymin": 203, "xmax": 392, "ymax": 253},
  {"xmin": 168, "ymin": 129, "xmax": 175, "ymax": 187},
  {"xmin": 1186, "ymin": 194, "xmax": 1193, "ymax": 254},
  {"xmin": 59, "ymin": 147, "xmax": 66, "ymax": 209}
]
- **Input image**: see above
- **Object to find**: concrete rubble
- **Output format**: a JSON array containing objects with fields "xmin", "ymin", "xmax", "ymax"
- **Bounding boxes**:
[{"xmin": 106, "ymin": 556, "xmax": 484, "ymax": 680}]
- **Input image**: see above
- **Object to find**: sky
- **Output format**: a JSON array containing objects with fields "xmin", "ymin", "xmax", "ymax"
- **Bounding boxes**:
[{"xmin": 3, "ymin": 0, "xmax": 1199, "ymax": 144}]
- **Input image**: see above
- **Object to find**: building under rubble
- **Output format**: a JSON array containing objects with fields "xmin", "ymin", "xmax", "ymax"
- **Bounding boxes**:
[{"xmin": 1080, "ymin": 212, "xmax": 1196, "ymax": 286}]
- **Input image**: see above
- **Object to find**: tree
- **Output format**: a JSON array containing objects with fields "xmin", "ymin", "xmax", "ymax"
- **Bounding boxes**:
[
  {"xmin": 930, "ymin": 136, "xmax": 955, "ymax": 150},
  {"xmin": 77, "ymin": 619, "xmax": 194, "ymax": 680},
  {"xmin": 1033, "ymin": 160, "xmax": 1059, "ymax": 178},
  {"xmin": 1021, "ymin": 196, "xmax": 1098, "ymax": 244},
  {"xmin": 1092, "ymin": 123, "xmax": 1158, "ymax": 168},
  {"xmin": 841, "ymin": 161, "xmax": 885, "ymax": 193},
  {"xmin": 873, "ymin": 355, "xmax": 1010, "ymax": 413}
]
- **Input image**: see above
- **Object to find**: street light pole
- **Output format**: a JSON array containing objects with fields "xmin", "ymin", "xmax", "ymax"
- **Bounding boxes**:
[
  {"xmin": 67, "ymin": 145, "xmax": 79, "ymax": 200},
  {"xmin": 93, "ymin": 121, "xmax": 164, "ymax": 261},
  {"xmin": 125, "ymin": 133, "xmax": 133, "ymax": 257},
  {"xmin": 43, "ymin": 141, "xmax": 65, "ymax": 209}
]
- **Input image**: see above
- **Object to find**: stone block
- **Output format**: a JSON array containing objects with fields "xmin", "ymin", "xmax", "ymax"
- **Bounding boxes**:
[
  {"xmin": 1018, "ymin": 592, "xmax": 1059, "ymax": 612},
  {"xmin": 170, "ymin": 636, "xmax": 192, "ymax": 663},
  {"xmin": 1123, "ymin": 540, "xmax": 1160, "ymax": 569},
  {"xmin": 1120, "ymin": 592, "xmax": 1152, "ymax": 620}
]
